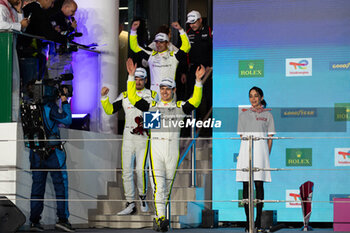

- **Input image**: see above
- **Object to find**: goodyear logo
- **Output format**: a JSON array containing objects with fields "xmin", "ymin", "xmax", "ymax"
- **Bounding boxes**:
[
  {"xmin": 329, "ymin": 62, "xmax": 350, "ymax": 71},
  {"xmin": 239, "ymin": 60, "xmax": 264, "ymax": 78},
  {"xmin": 334, "ymin": 103, "xmax": 350, "ymax": 121},
  {"xmin": 286, "ymin": 148, "xmax": 312, "ymax": 167},
  {"xmin": 281, "ymin": 108, "xmax": 317, "ymax": 118}
]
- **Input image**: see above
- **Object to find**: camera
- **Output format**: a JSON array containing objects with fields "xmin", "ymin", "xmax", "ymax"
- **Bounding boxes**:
[
  {"xmin": 21, "ymin": 74, "xmax": 73, "ymax": 156},
  {"xmin": 27, "ymin": 73, "xmax": 74, "ymax": 104}
]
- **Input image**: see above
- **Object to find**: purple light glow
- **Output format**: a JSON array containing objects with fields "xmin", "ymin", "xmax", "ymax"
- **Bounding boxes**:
[{"xmin": 71, "ymin": 50, "xmax": 100, "ymax": 115}]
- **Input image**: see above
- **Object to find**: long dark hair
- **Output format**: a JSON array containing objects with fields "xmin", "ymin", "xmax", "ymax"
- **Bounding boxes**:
[{"xmin": 249, "ymin": 86, "xmax": 267, "ymax": 108}]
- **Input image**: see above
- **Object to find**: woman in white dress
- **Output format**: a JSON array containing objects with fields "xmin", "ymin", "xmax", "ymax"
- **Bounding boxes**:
[{"xmin": 236, "ymin": 86, "xmax": 275, "ymax": 232}]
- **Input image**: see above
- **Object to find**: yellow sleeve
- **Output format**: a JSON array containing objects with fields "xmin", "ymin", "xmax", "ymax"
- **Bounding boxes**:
[
  {"xmin": 179, "ymin": 30, "xmax": 191, "ymax": 53},
  {"xmin": 101, "ymin": 97, "xmax": 114, "ymax": 115},
  {"xmin": 127, "ymin": 76, "xmax": 142, "ymax": 105},
  {"xmin": 129, "ymin": 31, "xmax": 142, "ymax": 53},
  {"xmin": 188, "ymin": 84, "xmax": 203, "ymax": 108}
]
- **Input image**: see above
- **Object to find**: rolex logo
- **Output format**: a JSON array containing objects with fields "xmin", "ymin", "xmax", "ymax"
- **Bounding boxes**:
[
  {"xmin": 239, "ymin": 60, "xmax": 264, "ymax": 78},
  {"xmin": 286, "ymin": 148, "xmax": 312, "ymax": 167}
]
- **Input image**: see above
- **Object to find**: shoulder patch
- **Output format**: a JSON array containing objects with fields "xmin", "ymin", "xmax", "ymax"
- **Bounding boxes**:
[
  {"xmin": 151, "ymin": 91, "xmax": 157, "ymax": 99},
  {"xmin": 152, "ymin": 50, "xmax": 158, "ymax": 56},
  {"xmin": 176, "ymin": 101, "xmax": 182, "ymax": 108},
  {"xmin": 123, "ymin": 91, "xmax": 128, "ymax": 98},
  {"xmin": 151, "ymin": 101, "xmax": 157, "ymax": 107}
]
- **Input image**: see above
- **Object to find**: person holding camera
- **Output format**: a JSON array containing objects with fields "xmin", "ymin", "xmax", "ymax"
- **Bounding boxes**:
[
  {"xmin": 17, "ymin": 0, "xmax": 68, "ymax": 82},
  {"xmin": 47, "ymin": 0, "xmax": 78, "ymax": 79},
  {"xmin": 29, "ymin": 87, "xmax": 75, "ymax": 232},
  {"xmin": 21, "ymin": 0, "xmax": 67, "ymax": 43}
]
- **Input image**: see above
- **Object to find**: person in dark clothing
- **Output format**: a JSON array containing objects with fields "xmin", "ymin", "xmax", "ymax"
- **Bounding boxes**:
[
  {"xmin": 49, "ymin": 0, "xmax": 77, "ymax": 36},
  {"xmin": 184, "ymin": 10, "xmax": 213, "ymax": 135},
  {"xmin": 47, "ymin": 0, "xmax": 77, "ymax": 79},
  {"xmin": 18, "ymin": 0, "xmax": 68, "ymax": 83},
  {"xmin": 29, "ymin": 87, "xmax": 75, "ymax": 232},
  {"xmin": 186, "ymin": 10, "xmax": 212, "ymax": 70},
  {"xmin": 46, "ymin": 0, "xmax": 64, "ymax": 16},
  {"xmin": 17, "ymin": 0, "xmax": 67, "ymax": 82},
  {"xmin": 22, "ymin": 0, "xmax": 67, "ymax": 43}
]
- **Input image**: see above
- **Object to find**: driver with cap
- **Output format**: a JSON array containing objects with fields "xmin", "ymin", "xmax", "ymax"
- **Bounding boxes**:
[
  {"xmin": 126, "ymin": 58, "xmax": 205, "ymax": 232},
  {"xmin": 101, "ymin": 67, "xmax": 158, "ymax": 216},
  {"xmin": 129, "ymin": 20, "xmax": 191, "ymax": 95}
]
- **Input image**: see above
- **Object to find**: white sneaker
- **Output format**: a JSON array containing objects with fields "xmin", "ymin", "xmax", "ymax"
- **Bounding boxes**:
[
  {"xmin": 139, "ymin": 195, "xmax": 149, "ymax": 212},
  {"xmin": 117, "ymin": 202, "xmax": 136, "ymax": 215}
]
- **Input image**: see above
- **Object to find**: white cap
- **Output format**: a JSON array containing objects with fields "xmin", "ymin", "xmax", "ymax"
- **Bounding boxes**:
[
  {"xmin": 186, "ymin": 10, "xmax": 201, "ymax": 24},
  {"xmin": 154, "ymin": 33, "xmax": 169, "ymax": 42},
  {"xmin": 159, "ymin": 78, "xmax": 176, "ymax": 89},
  {"xmin": 135, "ymin": 67, "xmax": 147, "ymax": 79}
]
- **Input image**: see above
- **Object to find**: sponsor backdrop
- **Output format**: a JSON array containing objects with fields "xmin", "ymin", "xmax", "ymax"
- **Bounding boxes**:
[{"xmin": 213, "ymin": 0, "xmax": 350, "ymax": 222}]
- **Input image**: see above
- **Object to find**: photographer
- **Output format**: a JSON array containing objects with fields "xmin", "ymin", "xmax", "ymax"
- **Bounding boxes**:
[
  {"xmin": 47, "ymin": 0, "xmax": 78, "ymax": 79},
  {"xmin": 18, "ymin": 0, "xmax": 68, "ymax": 84},
  {"xmin": 29, "ymin": 87, "xmax": 75, "ymax": 232}
]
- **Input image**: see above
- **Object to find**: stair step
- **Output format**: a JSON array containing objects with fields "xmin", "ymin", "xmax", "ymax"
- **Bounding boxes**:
[
  {"xmin": 88, "ymin": 214, "xmax": 185, "ymax": 229},
  {"xmin": 89, "ymin": 214, "xmax": 154, "ymax": 228}
]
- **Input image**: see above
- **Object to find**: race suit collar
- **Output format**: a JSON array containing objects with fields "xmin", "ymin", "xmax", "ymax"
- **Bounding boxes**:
[
  {"xmin": 158, "ymin": 49, "xmax": 169, "ymax": 54},
  {"xmin": 161, "ymin": 98, "xmax": 173, "ymax": 104}
]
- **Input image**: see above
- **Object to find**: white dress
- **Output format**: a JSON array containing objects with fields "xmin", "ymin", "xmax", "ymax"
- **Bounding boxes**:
[{"xmin": 236, "ymin": 109, "xmax": 276, "ymax": 182}]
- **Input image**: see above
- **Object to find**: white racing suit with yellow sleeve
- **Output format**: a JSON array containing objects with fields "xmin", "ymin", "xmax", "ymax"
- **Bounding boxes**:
[
  {"xmin": 129, "ymin": 29, "xmax": 191, "ymax": 94},
  {"xmin": 127, "ymin": 75, "xmax": 202, "ymax": 218},
  {"xmin": 101, "ymin": 88, "xmax": 157, "ymax": 202}
]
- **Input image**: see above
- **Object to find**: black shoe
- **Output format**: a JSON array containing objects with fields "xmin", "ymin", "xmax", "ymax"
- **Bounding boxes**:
[
  {"xmin": 30, "ymin": 222, "xmax": 44, "ymax": 232},
  {"xmin": 153, "ymin": 218, "xmax": 160, "ymax": 232},
  {"xmin": 55, "ymin": 220, "xmax": 75, "ymax": 232},
  {"xmin": 158, "ymin": 216, "xmax": 169, "ymax": 232}
]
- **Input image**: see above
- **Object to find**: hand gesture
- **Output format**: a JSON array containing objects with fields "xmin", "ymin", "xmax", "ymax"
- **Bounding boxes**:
[
  {"xmin": 195, "ymin": 65, "xmax": 205, "ymax": 82},
  {"xmin": 13, "ymin": 0, "xmax": 22, "ymax": 13},
  {"xmin": 101, "ymin": 87, "xmax": 109, "ymax": 96},
  {"xmin": 54, "ymin": 25, "xmax": 61, "ymax": 32},
  {"xmin": 60, "ymin": 87, "xmax": 68, "ymax": 102},
  {"xmin": 21, "ymin": 18, "xmax": 29, "ymax": 29},
  {"xmin": 131, "ymin": 20, "xmax": 140, "ymax": 31},
  {"xmin": 126, "ymin": 58, "xmax": 137, "ymax": 76},
  {"xmin": 171, "ymin": 22, "xmax": 182, "ymax": 31},
  {"xmin": 71, "ymin": 20, "xmax": 77, "ymax": 29}
]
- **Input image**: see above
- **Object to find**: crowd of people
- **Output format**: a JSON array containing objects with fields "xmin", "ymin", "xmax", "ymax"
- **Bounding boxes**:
[
  {"xmin": 1, "ymin": 2, "xmax": 275, "ymax": 233},
  {"xmin": 1, "ymin": 0, "xmax": 78, "ymax": 232},
  {"xmin": 100, "ymin": 10, "xmax": 212, "ymax": 232}
]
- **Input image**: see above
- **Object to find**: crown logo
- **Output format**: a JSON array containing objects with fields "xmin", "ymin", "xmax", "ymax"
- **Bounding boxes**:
[{"xmin": 248, "ymin": 63, "xmax": 254, "ymax": 69}]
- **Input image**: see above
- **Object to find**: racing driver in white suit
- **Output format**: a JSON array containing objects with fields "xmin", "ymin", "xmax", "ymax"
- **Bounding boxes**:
[
  {"xmin": 101, "ymin": 67, "xmax": 157, "ymax": 215},
  {"xmin": 129, "ymin": 20, "xmax": 190, "ymax": 94},
  {"xmin": 126, "ymin": 58, "xmax": 205, "ymax": 232}
]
